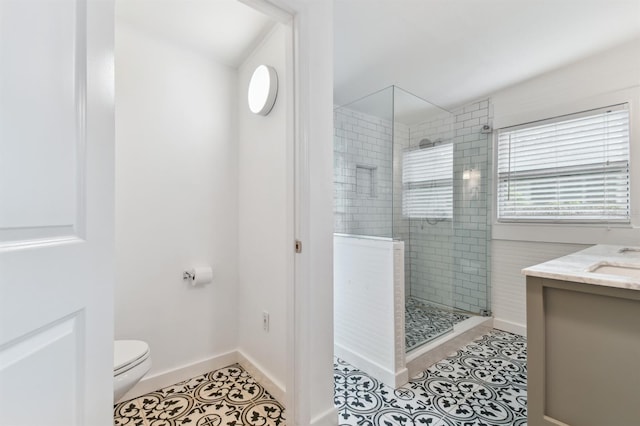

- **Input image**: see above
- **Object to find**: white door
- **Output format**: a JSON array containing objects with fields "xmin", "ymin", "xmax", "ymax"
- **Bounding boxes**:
[{"xmin": 0, "ymin": 0, "xmax": 114, "ymax": 425}]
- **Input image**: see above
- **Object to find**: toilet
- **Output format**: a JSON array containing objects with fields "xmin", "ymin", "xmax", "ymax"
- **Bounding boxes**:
[{"xmin": 114, "ymin": 340, "xmax": 151, "ymax": 402}]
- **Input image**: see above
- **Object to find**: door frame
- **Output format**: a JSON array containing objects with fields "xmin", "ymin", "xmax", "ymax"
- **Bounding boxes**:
[{"xmin": 239, "ymin": 1, "xmax": 335, "ymax": 425}]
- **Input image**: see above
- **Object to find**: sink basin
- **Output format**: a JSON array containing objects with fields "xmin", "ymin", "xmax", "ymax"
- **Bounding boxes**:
[{"xmin": 590, "ymin": 263, "xmax": 640, "ymax": 279}]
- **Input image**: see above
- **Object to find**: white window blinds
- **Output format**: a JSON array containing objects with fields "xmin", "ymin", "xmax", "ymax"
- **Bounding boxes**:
[
  {"xmin": 496, "ymin": 104, "xmax": 630, "ymax": 223},
  {"xmin": 402, "ymin": 143, "xmax": 453, "ymax": 219}
]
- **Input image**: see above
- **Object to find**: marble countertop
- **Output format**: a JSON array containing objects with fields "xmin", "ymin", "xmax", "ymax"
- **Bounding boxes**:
[{"xmin": 522, "ymin": 244, "xmax": 640, "ymax": 291}]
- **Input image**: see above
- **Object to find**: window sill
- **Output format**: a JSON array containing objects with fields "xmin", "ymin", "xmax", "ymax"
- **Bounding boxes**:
[{"xmin": 492, "ymin": 221, "xmax": 640, "ymax": 246}]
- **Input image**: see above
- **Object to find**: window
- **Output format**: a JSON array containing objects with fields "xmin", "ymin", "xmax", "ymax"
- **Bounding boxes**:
[
  {"xmin": 496, "ymin": 104, "xmax": 630, "ymax": 223},
  {"xmin": 402, "ymin": 143, "xmax": 453, "ymax": 219}
]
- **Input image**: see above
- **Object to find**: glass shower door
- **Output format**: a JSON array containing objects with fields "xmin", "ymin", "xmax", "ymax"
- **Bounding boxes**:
[
  {"xmin": 334, "ymin": 87, "xmax": 394, "ymax": 239},
  {"xmin": 392, "ymin": 87, "xmax": 457, "ymax": 351}
]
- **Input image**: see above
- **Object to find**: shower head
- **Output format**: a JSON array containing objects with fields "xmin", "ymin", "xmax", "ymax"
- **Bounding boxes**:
[
  {"xmin": 418, "ymin": 138, "xmax": 433, "ymax": 149},
  {"xmin": 418, "ymin": 138, "xmax": 447, "ymax": 149}
]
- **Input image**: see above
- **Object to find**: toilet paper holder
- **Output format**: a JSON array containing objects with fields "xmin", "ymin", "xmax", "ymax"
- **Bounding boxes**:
[{"xmin": 182, "ymin": 266, "xmax": 214, "ymax": 286}]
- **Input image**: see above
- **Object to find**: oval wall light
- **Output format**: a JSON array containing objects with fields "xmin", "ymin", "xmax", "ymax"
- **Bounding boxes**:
[{"xmin": 247, "ymin": 65, "xmax": 278, "ymax": 116}]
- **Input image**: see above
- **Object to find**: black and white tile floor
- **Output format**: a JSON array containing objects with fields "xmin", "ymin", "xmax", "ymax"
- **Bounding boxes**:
[
  {"xmin": 114, "ymin": 330, "xmax": 526, "ymax": 426},
  {"xmin": 114, "ymin": 364, "xmax": 285, "ymax": 426},
  {"xmin": 335, "ymin": 329, "xmax": 527, "ymax": 426},
  {"xmin": 405, "ymin": 298, "xmax": 471, "ymax": 350}
]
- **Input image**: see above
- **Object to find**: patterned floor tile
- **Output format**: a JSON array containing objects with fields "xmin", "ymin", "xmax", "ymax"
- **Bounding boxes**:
[
  {"xmin": 405, "ymin": 298, "xmax": 471, "ymax": 350},
  {"xmin": 114, "ymin": 399, "xmax": 146, "ymax": 426},
  {"xmin": 243, "ymin": 400, "xmax": 286, "ymax": 425},
  {"xmin": 334, "ymin": 359, "xmax": 388, "ymax": 424},
  {"xmin": 491, "ymin": 385, "xmax": 527, "ymax": 417},
  {"xmin": 443, "ymin": 383, "xmax": 521, "ymax": 425},
  {"xmin": 375, "ymin": 409, "xmax": 445, "ymax": 426},
  {"xmin": 114, "ymin": 364, "xmax": 285, "ymax": 426},
  {"xmin": 116, "ymin": 330, "xmax": 527, "ymax": 426},
  {"xmin": 334, "ymin": 329, "xmax": 528, "ymax": 426}
]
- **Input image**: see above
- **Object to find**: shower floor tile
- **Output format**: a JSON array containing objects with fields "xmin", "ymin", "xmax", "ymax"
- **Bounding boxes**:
[
  {"xmin": 334, "ymin": 329, "xmax": 528, "ymax": 426},
  {"xmin": 405, "ymin": 298, "xmax": 471, "ymax": 350},
  {"xmin": 114, "ymin": 364, "xmax": 285, "ymax": 426}
]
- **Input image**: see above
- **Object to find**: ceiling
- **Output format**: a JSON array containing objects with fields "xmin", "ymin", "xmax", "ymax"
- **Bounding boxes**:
[
  {"xmin": 116, "ymin": 0, "xmax": 275, "ymax": 68},
  {"xmin": 334, "ymin": 0, "xmax": 640, "ymax": 110}
]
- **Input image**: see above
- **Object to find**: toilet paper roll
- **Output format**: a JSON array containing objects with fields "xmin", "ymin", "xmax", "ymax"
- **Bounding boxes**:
[{"xmin": 189, "ymin": 266, "xmax": 213, "ymax": 286}]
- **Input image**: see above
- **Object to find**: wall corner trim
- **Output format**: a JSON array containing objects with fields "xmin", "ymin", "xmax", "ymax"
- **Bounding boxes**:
[
  {"xmin": 116, "ymin": 348, "xmax": 287, "ymax": 407},
  {"xmin": 237, "ymin": 349, "xmax": 286, "ymax": 404},
  {"xmin": 334, "ymin": 343, "xmax": 408, "ymax": 388}
]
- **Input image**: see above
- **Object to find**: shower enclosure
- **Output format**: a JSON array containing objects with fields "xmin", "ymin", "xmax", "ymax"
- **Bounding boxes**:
[{"xmin": 334, "ymin": 86, "xmax": 490, "ymax": 356}]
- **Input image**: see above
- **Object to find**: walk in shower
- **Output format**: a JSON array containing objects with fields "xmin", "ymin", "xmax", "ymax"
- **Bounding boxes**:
[{"xmin": 333, "ymin": 86, "xmax": 491, "ymax": 386}]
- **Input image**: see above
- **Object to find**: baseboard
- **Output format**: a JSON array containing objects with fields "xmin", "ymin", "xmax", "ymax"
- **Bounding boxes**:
[
  {"xmin": 493, "ymin": 318, "xmax": 527, "ymax": 336},
  {"xmin": 117, "ymin": 348, "xmax": 289, "ymax": 410},
  {"xmin": 237, "ymin": 350, "xmax": 286, "ymax": 405},
  {"xmin": 118, "ymin": 350, "xmax": 238, "ymax": 403},
  {"xmin": 311, "ymin": 406, "xmax": 339, "ymax": 426},
  {"xmin": 334, "ymin": 343, "xmax": 407, "ymax": 388}
]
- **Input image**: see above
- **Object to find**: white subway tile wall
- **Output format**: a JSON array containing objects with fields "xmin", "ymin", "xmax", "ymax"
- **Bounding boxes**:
[
  {"xmin": 333, "ymin": 98, "xmax": 491, "ymax": 315},
  {"xmin": 334, "ymin": 107, "xmax": 395, "ymax": 237}
]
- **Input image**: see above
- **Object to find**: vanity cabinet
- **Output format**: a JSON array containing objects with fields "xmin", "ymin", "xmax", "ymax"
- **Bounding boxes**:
[{"xmin": 526, "ymin": 275, "xmax": 640, "ymax": 426}]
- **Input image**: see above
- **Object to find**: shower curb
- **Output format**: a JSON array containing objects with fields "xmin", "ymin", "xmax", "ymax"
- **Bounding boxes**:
[{"xmin": 406, "ymin": 316, "xmax": 493, "ymax": 379}]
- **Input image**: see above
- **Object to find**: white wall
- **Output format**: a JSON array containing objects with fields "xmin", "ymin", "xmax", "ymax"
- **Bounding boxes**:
[
  {"xmin": 490, "ymin": 37, "xmax": 640, "ymax": 334},
  {"xmin": 237, "ymin": 24, "xmax": 290, "ymax": 392},
  {"xmin": 115, "ymin": 22, "xmax": 238, "ymax": 376},
  {"xmin": 115, "ymin": 2, "xmax": 336, "ymax": 422},
  {"xmin": 491, "ymin": 241, "xmax": 588, "ymax": 335}
]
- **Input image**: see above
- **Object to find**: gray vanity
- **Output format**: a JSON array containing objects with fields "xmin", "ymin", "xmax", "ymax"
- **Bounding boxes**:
[{"xmin": 523, "ymin": 245, "xmax": 640, "ymax": 426}]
